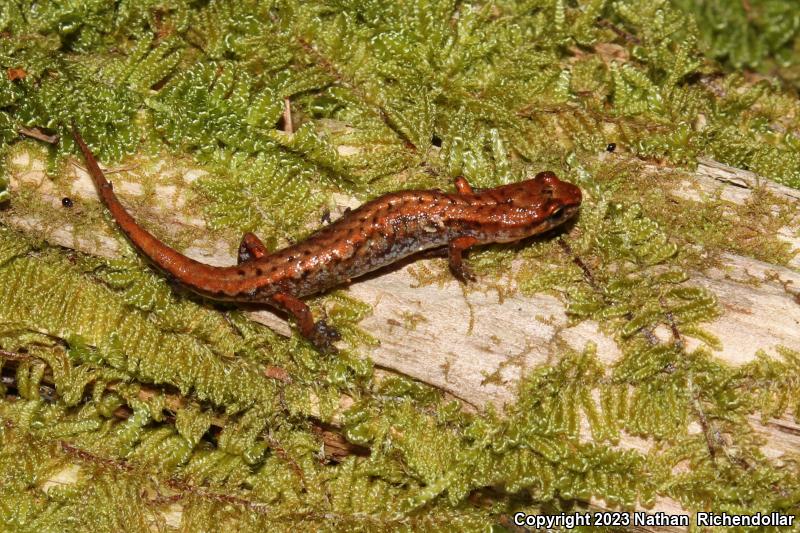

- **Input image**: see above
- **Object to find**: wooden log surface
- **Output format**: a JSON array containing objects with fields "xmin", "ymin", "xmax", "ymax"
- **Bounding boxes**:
[{"xmin": 4, "ymin": 148, "xmax": 800, "ymax": 529}]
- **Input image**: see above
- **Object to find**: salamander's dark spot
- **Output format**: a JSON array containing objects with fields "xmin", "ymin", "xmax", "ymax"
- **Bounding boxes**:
[
  {"xmin": 303, "ymin": 249, "xmax": 312, "ymax": 255},
  {"xmin": 237, "ymin": 269, "xmax": 246, "ymax": 276},
  {"xmin": 255, "ymin": 268, "xmax": 263, "ymax": 276},
  {"xmin": 287, "ymin": 255, "xmax": 295, "ymax": 262},
  {"xmin": 359, "ymin": 216, "xmax": 367, "ymax": 222},
  {"xmin": 418, "ymin": 197, "xmax": 425, "ymax": 203},
  {"xmin": 270, "ymin": 265, "xmax": 278, "ymax": 273}
]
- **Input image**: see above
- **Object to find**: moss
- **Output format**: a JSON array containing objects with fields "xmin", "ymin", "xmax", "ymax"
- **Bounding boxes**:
[
  {"xmin": 672, "ymin": 0, "xmax": 800, "ymax": 82},
  {"xmin": 0, "ymin": 0, "xmax": 799, "ymax": 531},
  {"xmin": 578, "ymin": 155, "xmax": 800, "ymax": 268}
]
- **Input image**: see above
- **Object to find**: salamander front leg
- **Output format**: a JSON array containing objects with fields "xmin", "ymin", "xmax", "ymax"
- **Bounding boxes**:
[
  {"xmin": 454, "ymin": 176, "xmax": 474, "ymax": 195},
  {"xmin": 448, "ymin": 236, "xmax": 478, "ymax": 282},
  {"xmin": 270, "ymin": 292, "xmax": 340, "ymax": 352},
  {"xmin": 238, "ymin": 232, "xmax": 269, "ymax": 264}
]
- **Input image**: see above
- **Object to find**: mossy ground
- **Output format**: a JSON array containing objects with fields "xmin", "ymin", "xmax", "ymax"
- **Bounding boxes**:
[{"xmin": 0, "ymin": 1, "xmax": 799, "ymax": 531}]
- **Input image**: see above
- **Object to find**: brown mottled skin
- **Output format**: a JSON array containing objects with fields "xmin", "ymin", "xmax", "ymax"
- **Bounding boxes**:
[{"xmin": 72, "ymin": 127, "xmax": 581, "ymax": 351}]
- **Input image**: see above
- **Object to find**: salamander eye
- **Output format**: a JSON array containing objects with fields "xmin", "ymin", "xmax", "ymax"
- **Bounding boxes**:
[{"xmin": 551, "ymin": 206, "xmax": 564, "ymax": 218}]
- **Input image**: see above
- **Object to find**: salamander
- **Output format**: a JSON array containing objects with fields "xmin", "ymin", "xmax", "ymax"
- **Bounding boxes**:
[{"xmin": 72, "ymin": 127, "xmax": 582, "ymax": 351}]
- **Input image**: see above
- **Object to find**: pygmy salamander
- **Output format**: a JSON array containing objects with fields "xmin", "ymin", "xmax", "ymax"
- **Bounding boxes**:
[{"xmin": 72, "ymin": 127, "xmax": 582, "ymax": 351}]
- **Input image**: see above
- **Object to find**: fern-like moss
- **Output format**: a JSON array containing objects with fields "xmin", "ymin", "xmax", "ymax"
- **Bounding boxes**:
[{"xmin": 0, "ymin": 0, "xmax": 799, "ymax": 531}]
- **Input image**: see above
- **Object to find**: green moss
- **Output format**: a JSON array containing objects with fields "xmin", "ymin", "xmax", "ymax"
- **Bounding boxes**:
[
  {"xmin": 1, "ymin": 0, "xmax": 799, "ymax": 531},
  {"xmin": 569, "ymin": 156, "xmax": 799, "ymax": 268},
  {"xmin": 672, "ymin": 0, "xmax": 800, "ymax": 79}
]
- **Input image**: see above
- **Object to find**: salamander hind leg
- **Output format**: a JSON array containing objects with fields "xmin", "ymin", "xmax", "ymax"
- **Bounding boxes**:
[
  {"xmin": 238, "ymin": 232, "xmax": 269, "ymax": 264},
  {"xmin": 270, "ymin": 292, "xmax": 340, "ymax": 353},
  {"xmin": 448, "ymin": 236, "xmax": 478, "ymax": 283}
]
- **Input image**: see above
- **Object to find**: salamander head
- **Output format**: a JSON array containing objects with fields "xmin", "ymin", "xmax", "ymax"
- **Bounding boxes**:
[{"xmin": 482, "ymin": 171, "xmax": 582, "ymax": 242}]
